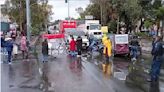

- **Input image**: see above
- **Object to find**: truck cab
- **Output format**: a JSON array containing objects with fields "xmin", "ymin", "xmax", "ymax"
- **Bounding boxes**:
[{"xmin": 85, "ymin": 20, "xmax": 102, "ymax": 39}]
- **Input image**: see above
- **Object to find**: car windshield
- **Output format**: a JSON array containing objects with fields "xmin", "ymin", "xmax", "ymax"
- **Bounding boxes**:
[
  {"xmin": 72, "ymin": 35, "xmax": 78, "ymax": 39},
  {"xmin": 65, "ymin": 29, "xmax": 85, "ymax": 36},
  {"xmin": 90, "ymin": 24, "xmax": 100, "ymax": 30}
]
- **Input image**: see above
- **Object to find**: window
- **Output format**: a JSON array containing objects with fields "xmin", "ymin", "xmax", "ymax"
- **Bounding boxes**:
[{"xmin": 90, "ymin": 25, "xmax": 100, "ymax": 30}]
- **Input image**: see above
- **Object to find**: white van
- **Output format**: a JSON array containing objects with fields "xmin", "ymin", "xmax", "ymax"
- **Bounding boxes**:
[
  {"xmin": 85, "ymin": 20, "xmax": 102, "ymax": 39},
  {"xmin": 65, "ymin": 28, "xmax": 89, "ymax": 49}
]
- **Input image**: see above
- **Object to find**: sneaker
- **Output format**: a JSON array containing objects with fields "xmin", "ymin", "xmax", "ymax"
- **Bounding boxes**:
[
  {"xmin": 131, "ymin": 58, "xmax": 137, "ymax": 61},
  {"xmin": 147, "ymin": 78, "xmax": 153, "ymax": 82},
  {"xmin": 8, "ymin": 62, "xmax": 12, "ymax": 65},
  {"xmin": 94, "ymin": 62, "xmax": 98, "ymax": 65}
]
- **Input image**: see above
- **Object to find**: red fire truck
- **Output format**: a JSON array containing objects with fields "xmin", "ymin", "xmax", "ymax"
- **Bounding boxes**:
[{"xmin": 59, "ymin": 20, "xmax": 77, "ymax": 33}]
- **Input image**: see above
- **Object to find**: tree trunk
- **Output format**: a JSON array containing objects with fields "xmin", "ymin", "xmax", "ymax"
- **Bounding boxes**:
[
  {"xmin": 117, "ymin": 16, "xmax": 119, "ymax": 34},
  {"xmin": 161, "ymin": 20, "xmax": 164, "ymax": 41}
]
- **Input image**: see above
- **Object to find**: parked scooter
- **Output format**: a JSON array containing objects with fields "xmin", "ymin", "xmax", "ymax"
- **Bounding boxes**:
[{"xmin": 88, "ymin": 39, "xmax": 104, "ymax": 54}]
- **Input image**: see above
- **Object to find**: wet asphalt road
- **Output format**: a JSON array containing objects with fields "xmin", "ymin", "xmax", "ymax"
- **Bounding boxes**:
[{"xmin": 1, "ymin": 39, "xmax": 143, "ymax": 92}]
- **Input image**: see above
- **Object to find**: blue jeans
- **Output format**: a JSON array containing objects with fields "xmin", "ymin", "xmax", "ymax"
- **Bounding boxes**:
[
  {"xmin": 151, "ymin": 57, "xmax": 162, "ymax": 81},
  {"xmin": 131, "ymin": 46, "xmax": 138, "ymax": 59},
  {"xmin": 43, "ymin": 54, "xmax": 48, "ymax": 62},
  {"xmin": 8, "ymin": 51, "xmax": 12, "ymax": 63},
  {"xmin": 69, "ymin": 51, "xmax": 76, "ymax": 56}
]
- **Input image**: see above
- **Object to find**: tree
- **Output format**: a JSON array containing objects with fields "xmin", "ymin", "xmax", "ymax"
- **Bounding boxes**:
[
  {"xmin": 80, "ymin": 4, "xmax": 101, "ymax": 20},
  {"xmin": 81, "ymin": 0, "xmax": 142, "ymax": 33},
  {"xmin": 155, "ymin": 7, "xmax": 164, "ymax": 20},
  {"xmin": 122, "ymin": 0, "xmax": 142, "ymax": 32},
  {"xmin": 1, "ymin": 0, "xmax": 52, "ymax": 34}
]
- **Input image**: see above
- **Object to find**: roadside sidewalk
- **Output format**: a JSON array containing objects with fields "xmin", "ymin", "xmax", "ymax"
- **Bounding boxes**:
[
  {"xmin": 126, "ymin": 42, "xmax": 164, "ymax": 92},
  {"xmin": 1, "ymin": 35, "xmax": 43, "ymax": 92}
]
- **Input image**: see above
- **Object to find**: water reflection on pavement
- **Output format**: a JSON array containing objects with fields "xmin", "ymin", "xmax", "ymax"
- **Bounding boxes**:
[{"xmin": 1, "ymin": 38, "xmax": 145, "ymax": 92}]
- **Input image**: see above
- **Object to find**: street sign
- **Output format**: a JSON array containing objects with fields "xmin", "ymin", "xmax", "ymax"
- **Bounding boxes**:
[
  {"xmin": 76, "ymin": 7, "xmax": 83, "ymax": 13},
  {"xmin": 85, "ymin": 15, "xmax": 94, "ymax": 20}
]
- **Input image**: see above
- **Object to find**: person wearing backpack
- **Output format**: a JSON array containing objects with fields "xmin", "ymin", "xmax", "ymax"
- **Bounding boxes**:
[{"xmin": 149, "ymin": 36, "xmax": 164, "ymax": 82}]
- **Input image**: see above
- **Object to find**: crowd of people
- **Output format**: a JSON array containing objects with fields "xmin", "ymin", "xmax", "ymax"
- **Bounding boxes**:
[
  {"xmin": 63, "ymin": 34, "xmax": 113, "ymax": 75},
  {"xmin": 1, "ymin": 30, "xmax": 163, "ymax": 83},
  {"xmin": 1, "ymin": 32, "xmax": 29, "ymax": 64}
]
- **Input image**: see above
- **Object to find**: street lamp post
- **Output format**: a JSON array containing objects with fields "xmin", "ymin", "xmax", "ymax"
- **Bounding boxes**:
[
  {"xmin": 26, "ymin": 0, "xmax": 31, "ymax": 42},
  {"xmin": 68, "ymin": 0, "xmax": 70, "ymax": 20},
  {"xmin": 65, "ymin": 0, "xmax": 70, "ymax": 20},
  {"xmin": 162, "ymin": 0, "xmax": 164, "ymax": 41}
]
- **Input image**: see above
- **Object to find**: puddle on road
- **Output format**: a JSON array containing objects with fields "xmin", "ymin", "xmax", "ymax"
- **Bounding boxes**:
[{"xmin": 114, "ymin": 72, "xmax": 127, "ymax": 81}]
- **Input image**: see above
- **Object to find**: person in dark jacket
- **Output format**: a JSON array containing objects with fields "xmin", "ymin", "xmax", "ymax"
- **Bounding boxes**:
[
  {"xmin": 42, "ymin": 39, "xmax": 49, "ymax": 62},
  {"xmin": 129, "ymin": 36, "xmax": 140, "ymax": 61},
  {"xmin": 5, "ymin": 38, "xmax": 13, "ymax": 64},
  {"xmin": 150, "ymin": 36, "xmax": 164, "ymax": 82},
  {"xmin": 76, "ymin": 36, "xmax": 82, "ymax": 56}
]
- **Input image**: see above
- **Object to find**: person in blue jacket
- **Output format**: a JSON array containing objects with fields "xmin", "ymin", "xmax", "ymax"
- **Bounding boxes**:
[
  {"xmin": 150, "ymin": 36, "xmax": 164, "ymax": 82},
  {"xmin": 5, "ymin": 38, "xmax": 13, "ymax": 64}
]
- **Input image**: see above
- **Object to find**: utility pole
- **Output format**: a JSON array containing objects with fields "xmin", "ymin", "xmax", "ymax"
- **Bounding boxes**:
[
  {"xmin": 19, "ymin": 0, "xmax": 23, "ymax": 33},
  {"xmin": 68, "ymin": 0, "xmax": 70, "ymax": 20},
  {"xmin": 26, "ymin": 0, "xmax": 31, "ymax": 42},
  {"xmin": 65, "ymin": 0, "xmax": 70, "ymax": 20},
  {"xmin": 162, "ymin": 0, "xmax": 164, "ymax": 41},
  {"xmin": 100, "ymin": 3, "xmax": 103, "ymax": 26},
  {"xmin": 117, "ymin": 17, "xmax": 120, "ymax": 34}
]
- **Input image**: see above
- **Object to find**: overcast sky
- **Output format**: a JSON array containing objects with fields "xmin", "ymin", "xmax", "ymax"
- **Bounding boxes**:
[{"xmin": 0, "ymin": 0, "xmax": 90, "ymax": 21}]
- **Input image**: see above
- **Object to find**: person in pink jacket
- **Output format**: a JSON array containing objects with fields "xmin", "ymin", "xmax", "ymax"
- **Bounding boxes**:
[{"xmin": 20, "ymin": 35, "xmax": 28, "ymax": 59}]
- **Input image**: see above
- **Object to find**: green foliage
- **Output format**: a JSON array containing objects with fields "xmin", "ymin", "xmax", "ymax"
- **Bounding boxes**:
[
  {"xmin": 144, "ymin": 20, "xmax": 153, "ymax": 28},
  {"xmin": 108, "ymin": 20, "xmax": 117, "ymax": 33},
  {"xmin": 31, "ymin": 26, "xmax": 40, "ymax": 35},
  {"xmin": 141, "ymin": 0, "xmax": 163, "ymax": 20},
  {"xmin": 80, "ymin": 4, "xmax": 100, "ymax": 20},
  {"xmin": 155, "ymin": 7, "xmax": 164, "ymax": 20},
  {"xmin": 1, "ymin": 0, "xmax": 52, "ymax": 33},
  {"xmin": 122, "ymin": 0, "xmax": 142, "ymax": 25},
  {"xmin": 82, "ymin": 0, "xmax": 142, "ymax": 32},
  {"xmin": 135, "ymin": 32, "xmax": 148, "ymax": 38}
]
